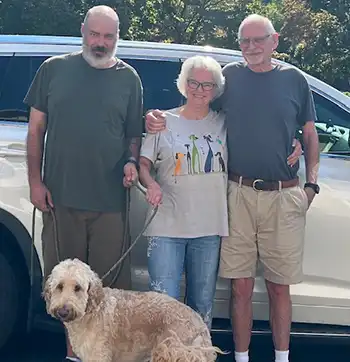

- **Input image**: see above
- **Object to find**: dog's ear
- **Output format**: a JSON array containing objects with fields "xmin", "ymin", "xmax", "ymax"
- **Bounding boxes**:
[
  {"xmin": 42, "ymin": 274, "xmax": 53, "ymax": 313},
  {"xmin": 86, "ymin": 272, "xmax": 104, "ymax": 314}
]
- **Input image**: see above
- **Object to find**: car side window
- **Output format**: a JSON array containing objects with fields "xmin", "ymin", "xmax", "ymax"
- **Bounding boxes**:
[
  {"xmin": 0, "ymin": 55, "xmax": 31, "ymax": 115},
  {"xmin": 0, "ymin": 55, "xmax": 49, "ymax": 121},
  {"xmin": 122, "ymin": 58, "xmax": 183, "ymax": 113},
  {"xmin": 312, "ymin": 92, "xmax": 350, "ymax": 155}
]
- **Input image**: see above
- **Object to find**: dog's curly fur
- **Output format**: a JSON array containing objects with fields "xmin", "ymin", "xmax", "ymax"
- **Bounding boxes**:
[{"xmin": 43, "ymin": 258, "xmax": 224, "ymax": 362}]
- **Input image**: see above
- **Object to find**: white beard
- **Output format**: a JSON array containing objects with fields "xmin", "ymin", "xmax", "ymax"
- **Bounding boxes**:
[{"xmin": 82, "ymin": 43, "xmax": 118, "ymax": 69}]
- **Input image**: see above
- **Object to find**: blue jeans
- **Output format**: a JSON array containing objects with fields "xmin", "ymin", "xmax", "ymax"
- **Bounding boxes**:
[{"xmin": 147, "ymin": 235, "xmax": 221, "ymax": 330}]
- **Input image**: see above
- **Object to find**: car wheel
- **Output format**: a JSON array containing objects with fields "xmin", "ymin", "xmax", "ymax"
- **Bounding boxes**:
[{"xmin": 0, "ymin": 250, "xmax": 27, "ymax": 349}]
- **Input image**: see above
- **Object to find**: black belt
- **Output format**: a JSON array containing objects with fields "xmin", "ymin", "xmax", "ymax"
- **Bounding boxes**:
[{"xmin": 228, "ymin": 173, "xmax": 299, "ymax": 191}]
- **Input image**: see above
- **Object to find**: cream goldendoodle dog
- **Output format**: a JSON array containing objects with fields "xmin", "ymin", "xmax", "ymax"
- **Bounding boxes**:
[{"xmin": 43, "ymin": 258, "xmax": 224, "ymax": 362}]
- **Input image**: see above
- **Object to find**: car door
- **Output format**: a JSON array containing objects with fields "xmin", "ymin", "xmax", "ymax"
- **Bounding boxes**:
[
  {"xmin": 0, "ymin": 54, "xmax": 40, "ymax": 254},
  {"xmin": 288, "ymin": 91, "xmax": 350, "ymax": 326},
  {"xmin": 0, "ymin": 53, "xmax": 52, "ymax": 274}
]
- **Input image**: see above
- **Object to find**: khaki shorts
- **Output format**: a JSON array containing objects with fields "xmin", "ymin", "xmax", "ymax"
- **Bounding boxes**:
[
  {"xmin": 219, "ymin": 180, "xmax": 308, "ymax": 285},
  {"xmin": 42, "ymin": 205, "xmax": 131, "ymax": 289}
]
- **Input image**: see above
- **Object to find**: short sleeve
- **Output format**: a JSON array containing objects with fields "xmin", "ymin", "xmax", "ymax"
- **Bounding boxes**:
[
  {"xmin": 23, "ymin": 60, "xmax": 50, "ymax": 114},
  {"xmin": 297, "ymin": 73, "xmax": 317, "ymax": 127},
  {"xmin": 140, "ymin": 133, "xmax": 161, "ymax": 163},
  {"xmin": 125, "ymin": 70, "xmax": 144, "ymax": 138}
]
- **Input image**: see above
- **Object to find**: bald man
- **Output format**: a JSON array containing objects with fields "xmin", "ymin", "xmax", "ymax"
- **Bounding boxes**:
[{"xmin": 25, "ymin": 6, "xmax": 143, "ymax": 361}]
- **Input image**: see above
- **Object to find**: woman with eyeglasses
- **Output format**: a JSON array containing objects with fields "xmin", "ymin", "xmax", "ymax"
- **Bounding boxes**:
[{"xmin": 139, "ymin": 56, "xmax": 228, "ymax": 330}]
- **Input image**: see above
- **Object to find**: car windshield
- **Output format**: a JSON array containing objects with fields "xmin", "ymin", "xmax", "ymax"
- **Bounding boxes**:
[{"xmin": 312, "ymin": 92, "xmax": 350, "ymax": 155}]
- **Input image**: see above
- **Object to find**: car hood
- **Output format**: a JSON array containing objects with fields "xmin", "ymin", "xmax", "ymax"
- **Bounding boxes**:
[{"xmin": 0, "ymin": 121, "xmax": 28, "ymax": 147}]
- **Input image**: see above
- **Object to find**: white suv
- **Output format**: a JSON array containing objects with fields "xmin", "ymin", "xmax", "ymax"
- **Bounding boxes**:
[{"xmin": 0, "ymin": 35, "xmax": 350, "ymax": 349}]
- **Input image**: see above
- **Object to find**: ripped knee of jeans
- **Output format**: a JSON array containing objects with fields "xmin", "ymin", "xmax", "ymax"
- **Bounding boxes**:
[
  {"xmin": 150, "ymin": 279, "xmax": 168, "ymax": 294},
  {"xmin": 147, "ymin": 236, "xmax": 159, "ymax": 258}
]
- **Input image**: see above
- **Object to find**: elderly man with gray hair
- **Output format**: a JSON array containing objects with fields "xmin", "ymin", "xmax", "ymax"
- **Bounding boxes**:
[
  {"xmin": 146, "ymin": 14, "xmax": 320, "ymax": 362},
  {"xmin": 25, "ymin": 5, "xmax": 143, "ymax": 362}
]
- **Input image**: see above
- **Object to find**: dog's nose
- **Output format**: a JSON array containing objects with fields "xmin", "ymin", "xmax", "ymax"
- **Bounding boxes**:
[{"xmin": 56, "ymin": 306, "xmax": 70, "ymax": 319}]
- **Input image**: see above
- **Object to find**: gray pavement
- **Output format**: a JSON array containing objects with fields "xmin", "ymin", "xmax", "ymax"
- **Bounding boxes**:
[{"xmin": 0, "ymin": 329, "xmax": 349, "ymax": 361}]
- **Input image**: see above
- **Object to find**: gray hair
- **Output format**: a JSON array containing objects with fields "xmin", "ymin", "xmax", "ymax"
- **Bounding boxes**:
[
  {"xmin": 176, "ymin": 56, "xmax": 225, "ymax": 99},
  {"xmin": 238, "ymin": 14, "xmax": 276, "ymax": 39},
  {"xmin": 83, "ymin": 5, "xmax": 120, "ymax": 34}
]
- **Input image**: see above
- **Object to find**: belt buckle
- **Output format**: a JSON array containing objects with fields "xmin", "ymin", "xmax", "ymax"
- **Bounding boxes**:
[{"xmin": 252, "ymin": 179, "xmax": 264, "ymax": 191}]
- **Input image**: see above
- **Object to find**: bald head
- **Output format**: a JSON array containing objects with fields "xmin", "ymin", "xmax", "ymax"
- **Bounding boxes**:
[
  {"xmin": 81, "ymin": 6, "xmax": 120, "ymax": 68},
  {"xmin": 83, "ymin": 5, "xmax": 120, "ymax": 32},
  {"xmin": 238, "ymin": 14, "xmax": 276, "ymax": 39}
]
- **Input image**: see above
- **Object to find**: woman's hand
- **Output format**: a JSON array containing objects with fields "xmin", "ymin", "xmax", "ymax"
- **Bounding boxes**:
[
  {"xmin": 287, "ymin": 138, "xmax": 303, "ymax": 166},
  {"xmin": 147, "ymin": 182, "xmax": 162, "ymax": 207}
]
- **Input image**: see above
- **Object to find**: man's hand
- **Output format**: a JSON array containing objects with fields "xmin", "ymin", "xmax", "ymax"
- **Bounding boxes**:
[
  {"xmin": 123, "ymin": 162, "xmax": 138, "ymax": 188},
  {"xmin": 146, "ymin": 181, "xmax": 162, "ymax": 206},
  {"xmin": 304, "ymin": 187, "xmax": 315, "ymax": 208},
  {"xmin": 30, "ymin": 181, "xmax": 54, "ymax": 212},
  {"xmin": 145, "ymin": 109, "xmax": 166, "ymax": 134},
  {"xmin": 287, "ymin": 138, "xmax": 303, "ymax": 166}
]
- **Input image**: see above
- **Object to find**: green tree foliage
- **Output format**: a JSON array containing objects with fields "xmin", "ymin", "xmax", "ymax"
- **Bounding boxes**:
[
  {"xmin": 244, "ymin": 0, "xmax": 349, "ymax": 90},
  {"xmin": 0, "ymin": 0, "xmax": 348, "ymax": 90}
]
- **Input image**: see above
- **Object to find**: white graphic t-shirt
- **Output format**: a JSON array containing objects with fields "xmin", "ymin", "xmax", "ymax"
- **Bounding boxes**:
[{"xmin": 140, "ymin": 107, "xmax": 229, "ymax": 238}]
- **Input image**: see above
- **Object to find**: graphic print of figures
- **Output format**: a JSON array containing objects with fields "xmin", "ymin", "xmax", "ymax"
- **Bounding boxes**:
[
  {"xmin": 184, "ymin": 144, "xmax": 192, "ymax": 174},
  {"xmin": 216, "ymin": 136, "xmax": 225, "ymax": 153},
  {"xmin": 203, "ymin": 135, "xmax": 214, "ymax": 173},
  {"xmin": 175, "ymin": 152, "xmax": 185, "ymax": 176},
  {"xmin": 189, "ymin": 134, "xmax": 200, "ymax": 173},
  {"xmin": 215, "ymin": 151, "xmax": 225, "ymax": 172}
]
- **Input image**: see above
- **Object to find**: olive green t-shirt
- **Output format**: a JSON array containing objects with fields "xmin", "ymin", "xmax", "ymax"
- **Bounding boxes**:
[{"xmin": 24, "ymin": 51, "xmax": 143, "ymax": 212}]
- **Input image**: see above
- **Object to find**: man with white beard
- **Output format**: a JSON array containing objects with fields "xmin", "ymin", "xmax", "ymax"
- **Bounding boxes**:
[{"xmin": 24, "ymin": 6, "xmax": 143, "ymax": 361}]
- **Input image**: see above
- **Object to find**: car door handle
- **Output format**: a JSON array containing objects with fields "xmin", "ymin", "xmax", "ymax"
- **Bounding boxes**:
[
  {"xmin": 0, "ymin": 143, "xmax": 26, "ymax": 157},
  {"xmin": 7, "ymin": 143, "xmax": 26, "ymax": 151},
  {"xmin": 0, "ymin": 150, "xmax": 25, "ymax": 157}
]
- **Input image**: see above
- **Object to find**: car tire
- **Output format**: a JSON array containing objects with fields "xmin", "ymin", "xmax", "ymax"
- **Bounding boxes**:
[{"xmin": 0, "ymin": 250, "xmax": 28, "ymax": 350}]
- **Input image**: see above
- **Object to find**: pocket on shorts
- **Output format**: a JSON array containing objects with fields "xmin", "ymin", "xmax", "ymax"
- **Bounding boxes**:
[
  {"xmin": 299, "ymin": 187, "xmax": 309, "ymax": 212},
  {"xmin": 284, "ymin": 186, "xmax": 308, "ymax": 215},
  {"xmin": 227, "ymin": 180, "xmax": 240, "ymax": 213},
  {"xmin": 294, "ymin": 186, "xmax": 309, "ymax": 214}
]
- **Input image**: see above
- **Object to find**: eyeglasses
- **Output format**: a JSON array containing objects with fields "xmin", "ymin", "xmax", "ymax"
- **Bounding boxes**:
[
  {"xmin": 187, "ymin": 79, "xmax": 216, "ymax": 91},
  {"xmin": 238, "ymin": 34, "xmax": 272, "ymax": 47}
]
